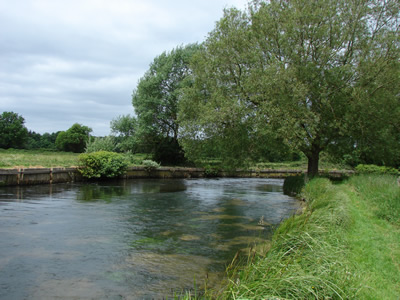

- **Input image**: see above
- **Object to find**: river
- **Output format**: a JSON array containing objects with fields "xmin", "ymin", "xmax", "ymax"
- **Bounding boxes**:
[{"xmin": 0, "ymin": 178, "xmax": 299, "ymax": 299}]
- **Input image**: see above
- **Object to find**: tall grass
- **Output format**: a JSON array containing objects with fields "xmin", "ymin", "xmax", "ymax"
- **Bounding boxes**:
[
  {"xmin": 209, "ymin": 176, "xmax": 400, "ymax": 299},
  {"xmin": 349, "ymin": 175, "xmax": 400, "ymax": 225},
  {"xmin": 221, "ymin": 178, "xmax": 360, "ymax": 299}
]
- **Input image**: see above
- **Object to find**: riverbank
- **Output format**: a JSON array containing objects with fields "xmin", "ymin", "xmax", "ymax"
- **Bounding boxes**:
[
  {"xmin": 206, "ymin": 175, "xmax": 400, "ymax": 299},
  {"xmin": 0, "ymin": 166, "xmax": 353, "ymax": 186}
]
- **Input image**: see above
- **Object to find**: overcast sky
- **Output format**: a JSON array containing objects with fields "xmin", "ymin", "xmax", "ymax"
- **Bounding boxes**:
[{"xmin": 0, "ymin": 0, "xmax": 248, "ymax": 136}]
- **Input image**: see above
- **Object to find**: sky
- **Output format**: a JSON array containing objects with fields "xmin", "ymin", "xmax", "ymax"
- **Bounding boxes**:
[{"xmin": 0, "ymin": 0, "xmax": 248, "ymax": 136}]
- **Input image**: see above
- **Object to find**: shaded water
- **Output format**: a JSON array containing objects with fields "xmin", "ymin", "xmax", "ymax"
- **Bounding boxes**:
[{"xmin": 0, "ymin": 178, "xmax": 299, "ymax": 299}]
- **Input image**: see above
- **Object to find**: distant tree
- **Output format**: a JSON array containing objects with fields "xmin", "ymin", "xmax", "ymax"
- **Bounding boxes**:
[
  {"xmin": 110, "ymin": 114, "xmax": 137, "ymax": 152},
  {"xmin": 179, "ymin": 0, "xmax": 400, "ymax": 175},
  {"xmin": 56, "ymin": 123, "xmax": 92, "ymax": 153},
  {"xmin": 40, "ymin": 132, "xmax": 58, "ymax": 150},
  {"xmin": 26, "ymin": 130, "xmax": 42, "ymax": 149},
  {"xmin": 26, "ymin": 131, "xmax": 58, "ymax": 150},
  {"xmin": 132, "ymin": 43, "xmax": 200, "ymax": 165},
  {"xmin": 0, "ymin": 111, "xmax": 28, "ymax": 149}
]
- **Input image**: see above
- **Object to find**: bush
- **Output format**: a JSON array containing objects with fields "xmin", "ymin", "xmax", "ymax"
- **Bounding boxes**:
[
  {"xmin": 283, "ymin": 175, "xmax": 306, "ymax": 196},
  {"xmin": 78, "ymin": 151, "xmax": 128, "ymax": 179},
  {"xmin": 142, "ymin": 160, "xmax": 160, "ymax": 171},
  {"xmin": 355, "ymin": 164, "xmax": 399, "ymax": 176},
  {"xmin": 204, "ymin": 165, "xmax": 220, "ymax": 177},
  {"xmin": 85, "ymin": 136, "xmax": 116, "ymax": 153}
]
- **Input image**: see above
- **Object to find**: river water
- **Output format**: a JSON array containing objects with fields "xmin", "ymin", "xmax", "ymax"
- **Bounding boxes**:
[{"xmin": 0, "ymin": 178, "xmax": 299, "ymax": 299}]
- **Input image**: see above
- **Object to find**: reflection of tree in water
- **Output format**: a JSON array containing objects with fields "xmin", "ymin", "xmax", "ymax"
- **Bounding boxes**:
[
  {"xmin": 76, "ymin": 182, "xmax": 129, "ymax": 202},
  {"xmin": 257, "ymin": 184, "xmax": 283, "ymax": 193},
  {"xmin": 138, "ymin": 180, "xmax": 187, "ymax": 194},
  {"xmin": 0, "ymin": 183, "xmax": 74, "ymax": 202}
]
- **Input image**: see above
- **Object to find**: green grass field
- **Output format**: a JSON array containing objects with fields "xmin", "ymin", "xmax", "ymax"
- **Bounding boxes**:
[{"xmin": 0, "ymin": 149, "xmax": 80, "ymax": 168}]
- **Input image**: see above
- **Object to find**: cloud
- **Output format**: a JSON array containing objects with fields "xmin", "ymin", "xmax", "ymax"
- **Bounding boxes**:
[{"xmin": 0, "ymin": 0, "xmax": 248, "ymax": 136}]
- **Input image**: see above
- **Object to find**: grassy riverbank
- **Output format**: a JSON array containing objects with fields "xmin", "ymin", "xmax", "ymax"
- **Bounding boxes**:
[{"xmin": 201, "ymin": 175, "xmax": 400, "ymax": 299}]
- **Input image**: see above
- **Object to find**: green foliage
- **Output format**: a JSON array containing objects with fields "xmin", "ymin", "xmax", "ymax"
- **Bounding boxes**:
[
  {"xmin": 355, "ymin": 164, "xmax": 400, "ymax": 176},
  {"xmin": 203, "ymin": 165, "xmax": 220, "ymax": 178},
  {"xmin": 56, "ymin": 123, "xmax": 92, "ymax": 153},
  {"xmin": 26, "ymin": 131, "xmax": 58, "ymax": 150},
  {"xmin": 152, "ymin": 137, "xmax": 185, "ymax": 166},
  {"xmin": 132, "ymin": 44, "xmax": 200, "ymax": 165},
  {"xmin": 0, "ymin": 111, "xmax": 28, "ymax": 149},
  {"xmin": 122, "ymin": 152, "xmax": 149, "ymax": 166},
  {"xmin": 110, "ymin": 114, "xmax": 137, "ymax": 152},
  {"xmin": 142, "ymin": 159, "xmax": 160, "ymax": 171},
  {"xmin": 78, "ymin": 151, "xmax": 128, "ymax": 179},
  {"xmin": 85, "ymin": 136, "xmax": 116, "ymax": 153},
  {"xmin": 283, "ymin": 175, "xmax": 306, "ymax": 196},
  {"xmin": 179, "ymin": 0, "xmax": 400, "ymax": 176}
]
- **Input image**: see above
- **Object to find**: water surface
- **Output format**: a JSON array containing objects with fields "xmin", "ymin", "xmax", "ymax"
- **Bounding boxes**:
[{"xmin": 0, "ymin": 178, "xmax": 299, "ymax": 299}]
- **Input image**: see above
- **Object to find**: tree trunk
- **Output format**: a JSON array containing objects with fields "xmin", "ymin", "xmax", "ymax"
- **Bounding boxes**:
[{"xmin": 307, "ymin": 146, "xmax": 320, "ymax": 178}]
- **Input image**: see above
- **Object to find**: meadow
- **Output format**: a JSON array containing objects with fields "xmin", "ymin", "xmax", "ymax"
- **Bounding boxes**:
[{"xmin": 0, "ymin": 149, "xmax": 80, "ymax": 168}]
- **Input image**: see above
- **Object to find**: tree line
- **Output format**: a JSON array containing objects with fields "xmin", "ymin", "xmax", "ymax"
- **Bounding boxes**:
[
  {"xmin": 115, "ymin": 0, "xmax": 400, "ymax": 175},
  {"xmin": 0, "ymin": 111, "xmax": 92, "ymax": 153},
  {"xmin": 2, "ymin": 0, "xmax": 399, "ymax": 176}
]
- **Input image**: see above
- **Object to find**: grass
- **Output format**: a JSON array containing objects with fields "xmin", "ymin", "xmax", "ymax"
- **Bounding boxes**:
[
  {"xmin": 193, "ymin": 175, "xmax": 400, "ymax": 299},
  {"xmin": 1, "ymin": 149, "xmax": 352, "ymax": 173},
  {"xmin": 0, "ymin": 149, "xmax": 152, "ymax": 169},
  {"xmin": 0, "ymin": 148, "xmax": 80, "ymax": 168},
  {"xmin": 253, "ymin": 154, "xmax": 351, "ymax": 172}
]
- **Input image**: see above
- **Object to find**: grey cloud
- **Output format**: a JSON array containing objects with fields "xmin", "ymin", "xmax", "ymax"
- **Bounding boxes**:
[{"xmin": 0, "ymin": 0, "xmax": 248, "ymax": 136}]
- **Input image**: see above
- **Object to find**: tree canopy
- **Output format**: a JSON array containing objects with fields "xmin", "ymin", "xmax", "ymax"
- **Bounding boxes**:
[
  {"xmin": 55, "ymin": 123, "xmax": 92, "ymax": 153},
  {"xmin": 178, "ymin": 0, "xmax": 400, "ymax": 175},
  {"xmin": 132, "ymin": 43, "xmax": 200, "ymax": 164},
  {"xmin": 0, "ymin": 111, "xmax": 28, "ymax": 149},
  {"xmin": 110, "ymin": 114, "xmax": 137, "ymax": 152}
]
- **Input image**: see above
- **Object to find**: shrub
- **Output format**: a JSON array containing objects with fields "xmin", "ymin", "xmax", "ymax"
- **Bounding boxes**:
[
  {"xmin": 204, "ymin": 165, "xmax": 220, "ymax": 177},
  {"xmin": 355, "ymin": 164, "xmax": 399, "ymax": 176},
  {"xmin": 78, "ymin": 151, "xmax": 128, "ymax": 179},
  {"xmin": 85, "ymin": 136, "xmax": 116, "ymax": 153},
  {"xmin": 283, "ymin": 175, "xmax": 306, "ymax": 196},
  {"xmin": 142, "ymin": 160, "xmax": 160, "ymax": 171}
]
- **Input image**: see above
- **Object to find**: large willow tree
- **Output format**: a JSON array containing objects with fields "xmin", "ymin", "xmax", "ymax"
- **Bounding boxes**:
[
  {"xmin": 132, "ymin": 44, "xmax": 199, "ymax": 164},
  {"xmin": 179, "ymin": 0, "xmax": 400, "ymax": 175}
]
